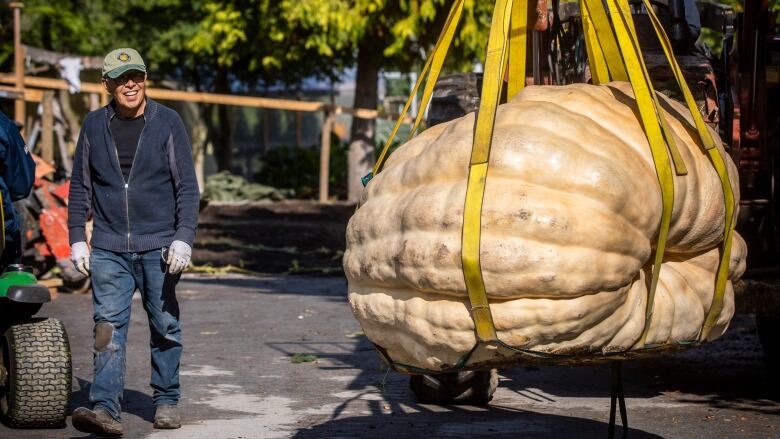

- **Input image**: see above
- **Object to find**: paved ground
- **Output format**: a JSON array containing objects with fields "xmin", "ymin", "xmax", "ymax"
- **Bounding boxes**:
[{"xmin": 1, "ymin": 274, "xmax": 778, "ymax": 439}]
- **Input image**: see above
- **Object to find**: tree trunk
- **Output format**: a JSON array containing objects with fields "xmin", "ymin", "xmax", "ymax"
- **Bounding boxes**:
[
  {"xmin": 213, "ymin": 67, "xmax": 233, "ymax": 172},
  {"xmin": 347, "ymin": 42, "xmax": 382, "ymax": 202}
]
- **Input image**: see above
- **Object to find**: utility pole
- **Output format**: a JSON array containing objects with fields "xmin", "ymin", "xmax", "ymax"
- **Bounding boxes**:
[{"xmin": 10, "ymin": 2, "xmax": 25, "ymax": 132}]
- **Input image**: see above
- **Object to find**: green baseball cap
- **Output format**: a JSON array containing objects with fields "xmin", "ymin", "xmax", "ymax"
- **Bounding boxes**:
[{"xmin": 102, "ymin": 48, "xmax": 147, "ymax": 79}]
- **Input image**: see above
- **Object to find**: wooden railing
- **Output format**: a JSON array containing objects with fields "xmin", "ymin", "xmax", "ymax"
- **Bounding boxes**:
[{"xmin": 0, "ymin": 74, "xmax": 376, "ymax": 202}]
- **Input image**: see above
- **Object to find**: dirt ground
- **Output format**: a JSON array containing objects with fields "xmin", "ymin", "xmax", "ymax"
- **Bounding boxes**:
[{"xmin": 192, "ymin": 201, "xmax": 354, "ymax": 275}]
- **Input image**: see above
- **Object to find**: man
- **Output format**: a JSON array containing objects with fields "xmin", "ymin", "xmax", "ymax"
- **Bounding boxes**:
[
  {"xmin": 0, "ymin": 110, "xmax": 35, "ymax": 265},
  {"xmin": 69, "ymin": 48, "xmax": 199, "ymax": 437}
]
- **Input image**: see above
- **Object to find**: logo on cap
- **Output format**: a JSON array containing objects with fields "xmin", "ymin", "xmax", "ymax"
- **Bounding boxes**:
[{"xmin": 118, "ymin": 52, "xmax": 130, "ymax": 62}]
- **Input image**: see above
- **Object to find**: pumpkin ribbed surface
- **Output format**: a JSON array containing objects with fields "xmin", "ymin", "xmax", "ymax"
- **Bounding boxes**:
[{"xmin": 345, "ymin": 82, "xmax": 746, "ymax": 371}]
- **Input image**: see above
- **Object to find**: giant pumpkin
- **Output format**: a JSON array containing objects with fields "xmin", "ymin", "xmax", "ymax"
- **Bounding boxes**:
[{"xmin": 344, "ymin": 81, "xmax": 746, "ymax": 371}]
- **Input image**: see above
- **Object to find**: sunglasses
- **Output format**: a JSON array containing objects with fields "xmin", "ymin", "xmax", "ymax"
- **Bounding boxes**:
[{"xmin": 111, "ymin": 71, "xmax": 146, "ymax": 86}]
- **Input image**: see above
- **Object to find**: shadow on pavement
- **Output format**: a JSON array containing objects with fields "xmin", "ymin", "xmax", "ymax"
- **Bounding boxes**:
[
  {"xmin": 71, "ymin": 377, "xmax": 155, "ymax": 423},
  {"xmin": 180, "ymin": 275, "xmax": 347, "ymax": 300},
  {"xmin": 292, "ymin": 403, "xmax": 662, "ymax": 438},
  {"xmin": 497, "ymin": 315, "xmax": 779, "ymax": 414},
  {"xmin": 268, "ymin": 313, "xmax": 779, "ymax": 424}
]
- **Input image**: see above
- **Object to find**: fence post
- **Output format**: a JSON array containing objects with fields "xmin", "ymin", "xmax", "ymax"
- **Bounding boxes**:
[
  {"xmin": 318, "ymin": 110, "xmax": 335, "ymax": 203},
  {"xmin": 89, "ymin": 93, "xmax": 100, "ymax": 110},
  {"xmin": 295, "ymin": 110, "xmax": 303, "ymax": 147},
  {"xmin": 262, "ymin": 109, "xmax": 270, "ymax": 155},
  {"xmin": 41, "ymin": 90, "xmax": 54, "ymax": 163},
  {"xmin": 11, "ymin": 3, "xmax": 25, "ymax": 132}
]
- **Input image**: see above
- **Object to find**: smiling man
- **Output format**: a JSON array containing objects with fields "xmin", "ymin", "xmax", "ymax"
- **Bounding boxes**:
[{"xmin": 68, "ymin": 48, "xmax": 199, "ymax": 437}]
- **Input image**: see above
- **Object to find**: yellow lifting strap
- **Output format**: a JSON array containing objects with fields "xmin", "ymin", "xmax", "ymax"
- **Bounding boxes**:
[
  {"xmin": 580, "ymin": 0, "xmax": 610, "ymax": 83},
  {"xmin": 580, "ymin": 0, "xmax": 687, "ymax": 176},
  {"xmin": 581, "ymin": 0, "xmax": 628, "ymax": 82},
  {"xmin": 372, "ymin": 0, "xmax": 465, "ymax": 177},
  {"xmin": 407, "ymin": 0, "xmax": 467, "ymax": 142},
  {"xmin": 507, "ymin": 0, "xmax": 529, "ymax": 99},
  {"xmin": 461, "ymin": 0, "xmax": 519, "ymax": 342},
  {"xmin": 639, "ymin": 0, "xmax": 736, "ymax": 341},
  {"xmin": 593, "ymin": 0, "xmax": 676, "ymax": 346},
  {"xmin": 616, "ymin": 0, "xmax": 688, "ymax": 176},
  {"xmin": 370, "ymin": 0, "xmax": 734, "ymax": 348}
]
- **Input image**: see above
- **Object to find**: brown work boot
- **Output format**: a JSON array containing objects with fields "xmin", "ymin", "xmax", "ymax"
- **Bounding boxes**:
[
  {"xmin": 71, "ymin": 407, "xmax": 124, "ymax": 437},
  {"xmin": 154, "ymin": 404, "xmax": 181, "ymax": 429}
]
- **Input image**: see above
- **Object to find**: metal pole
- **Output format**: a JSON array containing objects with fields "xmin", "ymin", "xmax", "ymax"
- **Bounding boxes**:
[
  {"xmin": 608, "ymin": 361, "xmax": 628, "ymax": 439},
  {"xmin": 532, "ymin": 30, "xmax": 542, "ymax": 85},
  {"xmin": 10, "ymin": 2, "xmax": 25, "ymax": 131}
]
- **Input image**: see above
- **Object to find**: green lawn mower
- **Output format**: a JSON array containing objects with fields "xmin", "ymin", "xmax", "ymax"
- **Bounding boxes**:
[
  {"xmin": 0, "ymin": 191, "xmax": 72, "ymax": 428},
  {"xmin": 0, "ymin": 266, "xmax": 72, "ymax": 428}
]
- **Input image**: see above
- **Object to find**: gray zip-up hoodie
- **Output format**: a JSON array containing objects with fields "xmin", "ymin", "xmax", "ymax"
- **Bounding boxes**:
[{"xmin": 68, "ymin": 98, "xmax": 199, "ymax": 253}]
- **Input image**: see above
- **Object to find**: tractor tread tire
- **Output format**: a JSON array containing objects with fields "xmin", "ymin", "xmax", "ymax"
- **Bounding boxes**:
[
  {"xmin": 410, "ymin": 369, "xmax": 498, "ymax": 405},
  {"xmin": 1, "ymin": 318, "xmax": 72, "ymax": 428}
]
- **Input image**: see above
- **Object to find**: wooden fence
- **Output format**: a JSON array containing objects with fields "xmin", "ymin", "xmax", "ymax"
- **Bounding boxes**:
[{"xmin": 1, "ymin": 72, "xmax": 377, "ymax": 202}]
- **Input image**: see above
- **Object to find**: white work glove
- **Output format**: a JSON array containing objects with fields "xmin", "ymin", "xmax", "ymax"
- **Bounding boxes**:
[
  {"xmin": 70, "ymin": 242, "xmax": 90, "ymax": 276},
  {"xmin": 166, "ymin": 240, "xmax": 192, "ymax": 275}
]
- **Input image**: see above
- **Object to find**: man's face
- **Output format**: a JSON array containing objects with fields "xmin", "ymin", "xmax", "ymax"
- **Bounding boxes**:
[{"xmin": 103, "ymin": 71, "xmax": 146, "ymax": 113}]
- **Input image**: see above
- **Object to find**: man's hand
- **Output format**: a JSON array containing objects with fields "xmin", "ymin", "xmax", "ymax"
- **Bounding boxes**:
[
  {"xmin": 166, "ymin": 240, "xmax": 192, "ymax": 275},
  {"xmin": 70, "ymin": 242, "xmax": 90, "ymax": 276}
]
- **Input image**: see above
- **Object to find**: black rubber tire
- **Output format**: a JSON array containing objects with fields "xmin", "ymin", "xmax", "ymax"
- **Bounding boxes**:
[
  {"xmin": 0, "ymin": 318, "xmax": 72, "ymax": 428},
  {"xmin": 410, "ymin": 369, "xmax": 499, "ymax": 405}
]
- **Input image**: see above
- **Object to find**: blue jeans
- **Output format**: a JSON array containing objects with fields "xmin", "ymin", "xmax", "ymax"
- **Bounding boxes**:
[{"xmin": 89, "ymin": 248, "xmax": 182, "ymax": 420}]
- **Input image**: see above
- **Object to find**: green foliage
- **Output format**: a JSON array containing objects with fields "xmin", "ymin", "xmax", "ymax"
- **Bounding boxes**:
[
  {"xmin": 772, "ymin": 0, "xmax": 780, "ymax": 31},
  {"xmin": 383, "ymin": 0, "xmax": 493, "ymax": 71},
  {"xmin": 203, "ymin": 171, "xmax": 294, "ymax": 201},
  {"xmin": 199, "ymin": 0, "xmax": 494, "ymax": 91},
  {"xmin": 0, "ymin": 1, "xmax": 213, "ymax": 87},
  {"xmin": 698, "ymin": 1, "xmax": 780, "ymax": 55},
  {"xmin": 0, "ymin": 0, "xmax": 119, "ymax": 67},
  {"xmin": 695, "ymin": 2, "xmax": 728, "ymax": 56},
  {"xmin": 185, "ymin": 3, "xmax": 247, "ymax": 67},
  {"xmin": 0, "ymin": 0, "xmax": 492, "ymax": 193},
  {"xmin": 1, "ymin": 0, "xmax": 494, "ymax": 96},
  {"xmin": 698, "ymin": 27, "xmax": 724, "ymax": 56},
  {"xmin": 5, "ymin": 1, "xmax": 778, "ymax": 90},
  {"xmin": 385, "ymin": 74, "xmax": 413, "ymax": 97},
  {"xmin": 290, "ymin": 353, "xmax": 318, "ymax": 363},
  {"xmin": 375, "ymin": 118, "xmax": 412, "ymax": 151},
  {"xmin": 255, "ymin": 136, "xmax": 348, "ymax": 199},
  {"xmin": 182, "ymin": 0, "xmax": 384, "ymax": 86},
  {"xmin": 117, "ymin": 1, "xmax": 221, "ymax": 89}
]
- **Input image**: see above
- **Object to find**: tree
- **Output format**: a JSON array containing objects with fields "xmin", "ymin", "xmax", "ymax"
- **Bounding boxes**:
[
  {"xmin": 183, "ymin": 0, "xmax": 351, "ymax": 170},
  {"xmin": 1, "ymin": 0, "xmax": 492, "ymax": 190},
  {"xmin": 181, "ymin": 0, "xmax": 490, "ymax": 180},
  {"xmin": 0, "ymin": 1, "xmax": 118, "ymax": 69},
  {"xmin": 278, "ymin": 0, "xmax": 493, "ymax": 201}
]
